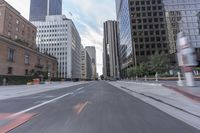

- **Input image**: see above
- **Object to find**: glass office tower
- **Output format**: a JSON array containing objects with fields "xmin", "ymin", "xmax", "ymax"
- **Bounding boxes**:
[
  {"xmin": 30, "ymin": 0, "xmax": 62, "ymax": 21},
  {"xmin": 29, "ymin": 0, "xmax": 48, "ymax": 21},
  {"xmin": 49, "ymin": 0, "xmax": 62, "ymax": 15},
  {"xmin": 163, "ymin": 0, "xmax": 200, "ymax": 63},
  {"xmin": 116, "ymin": 0, "xmax": 200, "ymax": 77},
  {"xmin": 115, "ymin": 0, "xmax": 134, "ymax": 77}
]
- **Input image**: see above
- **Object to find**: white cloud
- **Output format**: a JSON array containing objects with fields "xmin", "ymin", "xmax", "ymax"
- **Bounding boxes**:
[
  {"xmin": 66, "ymin": 0, "xmax": 116, "ymax": 75},
  {"xmin": 5, "ymin": 0, "xmax": 116, "ymax": 75}
]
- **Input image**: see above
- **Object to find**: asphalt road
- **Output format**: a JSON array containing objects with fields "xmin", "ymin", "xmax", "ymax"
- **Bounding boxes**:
[{"xmin": 0, "ymin": 81, "xmax": 199, "ymax": 133}]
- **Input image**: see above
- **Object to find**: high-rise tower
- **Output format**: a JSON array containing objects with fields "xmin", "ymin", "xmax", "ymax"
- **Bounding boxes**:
[{"xmin": 29, "ymin": 0, "xmax": 62, "ymax": 21}]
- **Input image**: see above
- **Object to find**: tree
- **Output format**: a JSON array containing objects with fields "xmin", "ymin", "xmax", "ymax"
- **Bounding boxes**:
[
  {"xmin": 148, "ymin": 51, "xmax": 170, "ymax": 74},
  {"xmin": 127, "ymin": 67, "xmax": 133, "ymax": 78}
]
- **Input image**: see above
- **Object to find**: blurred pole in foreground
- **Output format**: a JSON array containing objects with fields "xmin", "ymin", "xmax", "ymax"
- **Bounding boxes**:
[
  {"xmin": 155, "ymin": 73, "xmax": 158, "ymax": 82},
  {"xmin": 177, "ymin": 72, "xmax": 183, "ymax": 86},
  {"xmin": 176, "ymin": 32, "xmax": 197, "ymax": 87}
]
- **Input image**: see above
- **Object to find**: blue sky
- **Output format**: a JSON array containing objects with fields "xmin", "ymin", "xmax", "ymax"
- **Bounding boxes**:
[{"xmin": 6, "ymin": 0, "xmax": 116, "ymax": 75}]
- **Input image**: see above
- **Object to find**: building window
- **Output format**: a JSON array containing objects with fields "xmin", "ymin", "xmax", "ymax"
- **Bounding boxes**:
[
  {"xmin": 157, "ymin": 0, "xmax": 161, "ymax": 4},
  {"xmin": 16, "ymin": 19, "xmax": 19, "ymax": 25},
  {"xmin": 24, "ymin": 54, "xmax": 30, "ymax": 65},
  {"xmin": 8, "ymin": 67, "xmax": 13, "ymax": 74},
  {"xmin": 7, "ymin": 31, "xmax": 11, "ymax": 36},
  {"xmin": 8, "ymin": 23, "xmax": 12, "ymax": 28},
  {"xmin": 25, "ymin": 69, "xmax": 29, "ymax": 75},
  {"xmin": 14, "ymin": 35, "xmax": 18, "ymax": 39},
  {"xmin": 8, "ymin": 15, "xmax": 12, "ymax": 20},
  {"xmin": 8, "ymin": 48, "xmax": 14, "ymax": 62},
  {"xmin": 140, "ymin": 51, "xmax": 145, "ymax": 55},
  {"xmin": 16, "ymin": 27, "xmax": 19, "ymax": 32}
]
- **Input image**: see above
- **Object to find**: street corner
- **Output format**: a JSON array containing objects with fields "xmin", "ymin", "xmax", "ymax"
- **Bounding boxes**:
[{"xmin": 0, "ymin": 113, "xmax": 36, "ymax": 133}]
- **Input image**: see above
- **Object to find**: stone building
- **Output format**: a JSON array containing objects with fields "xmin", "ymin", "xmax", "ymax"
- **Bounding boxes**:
[{"xmin": 0, "ymin": 0, "xmax": 57, "ymax": 78}]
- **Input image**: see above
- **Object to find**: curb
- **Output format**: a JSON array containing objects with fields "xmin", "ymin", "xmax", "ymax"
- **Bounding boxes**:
[{"xmin": 162, "ymin": 84, "xmax": 200, "ymax": 103}]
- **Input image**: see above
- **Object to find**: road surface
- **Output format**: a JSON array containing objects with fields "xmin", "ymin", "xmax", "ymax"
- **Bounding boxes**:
[{"xmin": 0, "ymin": 81, "xmax": 199, "ymax": 133}]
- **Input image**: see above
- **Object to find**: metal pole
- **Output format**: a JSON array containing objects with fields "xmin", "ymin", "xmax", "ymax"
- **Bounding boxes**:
[{"xmin": 177, "ymin": 72, "xmax": 183, "ymax": 86}]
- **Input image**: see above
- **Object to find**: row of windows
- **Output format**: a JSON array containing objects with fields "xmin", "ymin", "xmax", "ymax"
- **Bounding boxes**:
[
  {"xmin": 133, "ymin": 24, "xmax": 166, "ymax": 30},
  {"xmin": 135, "ymin": 43, "xmax": 168, "ymax": 49},
  {"xmin": 130, "ymin": 0, "xmax": 162, "ymax": 6},
  {"xmin": 6, "ymin": 14, "xmax": 35, "ymax": 32},
  {"xmin": 37, "ymin": 25, "xmax": 67, "ymax": 28},
  {"xmin": 7, "ymin": 31, "xmax": 35, "ymax": 41},
  {"xmin": 7, "ymin": 48, "xmax": 55, "ymax": 66},
  {"xmin": 38, "ymin": 43, "xmax": 66, "ymax": 47},
  {"xmin": 134, "ymin": 36, "xmax": 167, "ymax": 42},
  {"xmin": 38, "ymin": 29, "xmax": 67, "ymax": 33},
  {"xmin": 131, "ymin": 12, "xmax": 164, "ymax": 18},
  {"xmin": 41, "ymin": 50, "xmax": 67, "ymax": 55},
  {"xmin": 133, "ymin": 30, "xmax": 166, "ymax": 36},
  {"xmin": 132, "ymin": 18, "xmax": 165, "ymax": 24},
  {"xmin": 7, "ymin": 67, "xmax": 55, "ymax": 77},
  {"xmin": 7, "ymin": 67, "xmax": 28, "ymax": 75},
  {"xmin": 130, "ymin": 6, "xmax": 163, "ymax": 12},
  {"xmin": 38, "ymin": 34, "xmax": 67, "ymax": 37},
  {"xmin": 40, "ymin": 38, "xmax": 67, "ymax": 42},
  {"xmin": 136, "ymin": 50, "xmax": 168, "ymax": 56}
]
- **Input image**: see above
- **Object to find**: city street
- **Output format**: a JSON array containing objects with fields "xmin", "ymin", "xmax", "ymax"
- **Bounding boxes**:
[{"xmin": 0, "ymin": 81, "xmax": 199, "ymax": 133}]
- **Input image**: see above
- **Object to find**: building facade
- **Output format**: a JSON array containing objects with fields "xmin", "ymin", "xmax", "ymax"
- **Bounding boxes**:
[
  {"xmin": 116, "ymin": 0, "xmax": 200, "ymax": 78},
  {"xmin": 0, "ymin": 0, "xmax": 36, "ymax": 49},
  {"xmin": 81, "ymin": 47, "xmax": 92, "ymax": 80},
  {"xmin": 33, "ymin": 15, "xmax": 81, "ymax": 79},
  {"xmin": 29, "ymin": 0, "xmax": 62, "ymax": 21},
  {"xmin": 115, "ymin": 0, "xmax": 134, "ymax": 74},
  {"xmin": 162, "ymin": 0, "xmax": 200, "ymax": 65},
  {"xmin": 85, "ymin": 46, "xmax": 97, "ymax": 80},
  {"xmin": 103, "ymin": 20, "xmax": 120, "ymax": 79},
  {"xmin": 0, "ymin": 36, "xmax": 57, "ymax": 77},
  {"xmin": 0, "ymin": 0, "xmax": 57, "ymax": 77}
]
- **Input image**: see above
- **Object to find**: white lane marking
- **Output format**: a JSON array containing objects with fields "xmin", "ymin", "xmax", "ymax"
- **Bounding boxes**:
[
  {"xmin": 76, "ymin": 87, "xmax": 84, "ymax": 92},
  {"xmin": 8, "ymin": 87, "xmax": 84, "ymax": 118}
]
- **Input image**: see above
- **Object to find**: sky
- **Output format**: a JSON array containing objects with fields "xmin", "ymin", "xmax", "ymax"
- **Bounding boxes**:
[{"xmin": 6, "ymin": 0, "xmax": 116, "ymax": 75}]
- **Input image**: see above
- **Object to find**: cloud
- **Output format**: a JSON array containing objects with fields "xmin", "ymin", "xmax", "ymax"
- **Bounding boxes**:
[
  {"xmin": 63, "ymin": 0, "xmax": 116, "ymax": 75},
  {"xmin": 5, "ymin": 0, "xmax": 117, "ymax": 75}
]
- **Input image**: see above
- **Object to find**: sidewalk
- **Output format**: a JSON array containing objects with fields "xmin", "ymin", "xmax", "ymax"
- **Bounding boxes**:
[
  {"xmin": 0, "ymin": 81, "xmax": 88, "ymax": 100},
  {"xmin": 124, "ymin": 79, "xmax": 200, "ymax": 102},
  {"xmin": 162, "ymin": 82, "xmax": 200, "ymax": 102},
  {"xmin": 146, "ymin": 80, "xmax": 200, "ymax": 102},
  {"xmin": 109, "ymin": 81, "xmax": 200, "ymax": 130}
]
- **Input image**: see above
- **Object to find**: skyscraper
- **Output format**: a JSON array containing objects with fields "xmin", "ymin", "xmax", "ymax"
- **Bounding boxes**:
[
  {"xmin": 115, "ymin": 0, "xmax": 136, "ymax": 77},
  {"xmin": 32, "ymin": 15, "xmax": 81, "ymax": 79},
  {"xmin": 49, "ymin": 0, "xmax": 62, "ymax": 15},
  {"xmin": 116, "ymin": 0, "xmax": 200, "ymax": 78},
  {"xmin": 85, "ymin": 46, "xmax": 97, "ymax": 80},
  {"xmin": 81, "ymin": 46, "xmax": 93, "ymax": 80},
  {"xmin": 103, "ymin": 21, "xmax": 120, "ymax": 79},
  {"xmin": 29, "ymin": 0, "xmax": 62, "ymax": 21}
]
